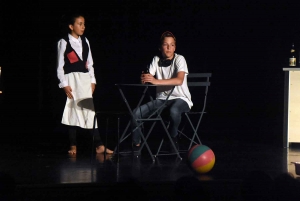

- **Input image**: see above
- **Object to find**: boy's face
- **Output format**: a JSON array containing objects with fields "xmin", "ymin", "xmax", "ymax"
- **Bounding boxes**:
[{"xmin": 160, "ymin": 37, "xmax": 176, "ymax": 60}]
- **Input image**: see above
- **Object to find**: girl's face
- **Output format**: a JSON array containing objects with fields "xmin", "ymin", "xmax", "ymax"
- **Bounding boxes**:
[
  {"xmin": 160, "ymin": 37, "xmax": 176, "ymax": 60},
  {"xmin": 69, "ymin": 16, "xmax": 85, "ymax": 38}
]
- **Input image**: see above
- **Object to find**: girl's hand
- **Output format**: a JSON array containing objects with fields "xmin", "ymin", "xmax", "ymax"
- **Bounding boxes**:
[
  {"xmin": 63, "ymin": 86, "xmax": 73, "ymax": 99},
  {"xmin": 91, "ymin": 83, "xmax": 96, "ymax": 94}
]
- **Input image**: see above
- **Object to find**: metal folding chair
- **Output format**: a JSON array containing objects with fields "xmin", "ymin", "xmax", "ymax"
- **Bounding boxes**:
[
  {"xmin": 179, "ymin": 73, "xmax": 212, "ymax": 151},
  {"xmin": 155, "ymin": 73, "xmax": 212, "ymax": 154}
]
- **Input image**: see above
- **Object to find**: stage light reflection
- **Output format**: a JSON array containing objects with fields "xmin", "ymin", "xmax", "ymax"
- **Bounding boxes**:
[{"xmin": 59, "ymin": 154, "xmax": 113, "ymax": 184}]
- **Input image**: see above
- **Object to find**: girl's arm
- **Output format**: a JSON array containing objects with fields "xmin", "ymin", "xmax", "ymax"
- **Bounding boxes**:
[
  {"xmin": 85, "ymin": 38, "xmax": 96, "ymax": 85},
  {"xmin": 57, "ymin": 39, "xmax": 68, "ymax": 88}
]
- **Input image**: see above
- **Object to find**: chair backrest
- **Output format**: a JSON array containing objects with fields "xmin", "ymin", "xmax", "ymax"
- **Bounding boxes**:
[
  {"xmin": 187, "ymin": 73, "xmax": 212, "ymax": 112},
  {"xmin": 187, "ymin": 73, "xmax": 211, "ymax": 87}
]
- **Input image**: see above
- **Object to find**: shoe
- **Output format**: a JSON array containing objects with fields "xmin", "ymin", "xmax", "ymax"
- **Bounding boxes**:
[
  {"xmin": 132, "ymin": 143, "xmax": 141, "ymax": 156},
  {"xmin": 169, "ymin": 136, "xmax": 179, "ymax": 153}
]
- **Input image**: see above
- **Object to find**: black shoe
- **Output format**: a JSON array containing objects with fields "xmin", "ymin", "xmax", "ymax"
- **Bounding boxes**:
[
  {"xmin": 132, "ymin": 143, "xmax": 141, "ymax": 156},
  {"xmin": 169, "ymin": 137, "xmax": 179, "ymax": 153}
]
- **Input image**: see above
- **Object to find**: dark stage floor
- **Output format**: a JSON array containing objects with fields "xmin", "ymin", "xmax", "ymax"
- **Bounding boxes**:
[{"xmin": 1, "ymin": 136, "xmax": 300, "ymax": 201}]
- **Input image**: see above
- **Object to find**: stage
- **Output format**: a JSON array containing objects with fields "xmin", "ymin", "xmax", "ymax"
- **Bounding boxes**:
[
  {"xmin": 1, "ymin": 135, "xmax": 299, "ymax": 201},
  {"xmin": 2, "ymin": 1, "xmax": 300, "ymax": 200}
]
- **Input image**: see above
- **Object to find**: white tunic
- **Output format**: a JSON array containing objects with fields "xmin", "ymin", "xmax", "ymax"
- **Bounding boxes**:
[{"xmin": 57, "ymin": 34, "xmax": 97, "ymax": 129}]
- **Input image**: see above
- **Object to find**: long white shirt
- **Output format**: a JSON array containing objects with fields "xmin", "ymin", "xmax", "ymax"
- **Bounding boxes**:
[
  {"xmin": 149, "ymin": 53, "xmax": 193, "ymax": 109},
  {"xmin": 57, "ymin": 34, "xmax": 96, "ymax": 88}
]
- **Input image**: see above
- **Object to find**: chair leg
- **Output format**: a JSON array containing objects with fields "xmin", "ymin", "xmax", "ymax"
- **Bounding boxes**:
[
  {"xmin": 176, "ymin": 113, "xmax": 203, "ymax": 151},
  {"xmin": 185, "ymin": 114, "xmax": 202, "ymax": 150},
  {"xmin": 156, "ymin": 138, "xmax": 164, "ymax": 156},
  {"xmin": 117, "ymin": 117, "xmax": 120, "ymax": 163}
]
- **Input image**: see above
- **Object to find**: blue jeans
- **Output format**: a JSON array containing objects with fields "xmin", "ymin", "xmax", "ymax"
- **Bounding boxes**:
[{"xmin": 131, "ymin": 98, "xmax": 190, "ymax": 145}]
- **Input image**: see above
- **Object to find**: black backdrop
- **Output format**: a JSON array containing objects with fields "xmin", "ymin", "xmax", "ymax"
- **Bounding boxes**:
[{"xmin": 1, "ymin": 0, "xmax": 299, "ymax": 148}]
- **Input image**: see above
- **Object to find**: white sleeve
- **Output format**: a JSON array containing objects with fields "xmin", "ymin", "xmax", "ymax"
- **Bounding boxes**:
[
  {"xmin": 175, "ymin": 55, "xmax": 189, "ymax": 75},
  {"xmin": 85, "ymin": 38, "xmax": 96, "ymax": 84},
  {"xmin": 149, "ymin": 56, "xmax": 159, "ymax": 76},
  {"xmin": 57, "ymin": 39, "xmax": 68, "ymax": 88}
]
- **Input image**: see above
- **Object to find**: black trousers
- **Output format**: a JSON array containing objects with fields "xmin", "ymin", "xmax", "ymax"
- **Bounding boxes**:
[{"xmin": 68, "ymin": 126, "xmax": 103, "ymax": 147}]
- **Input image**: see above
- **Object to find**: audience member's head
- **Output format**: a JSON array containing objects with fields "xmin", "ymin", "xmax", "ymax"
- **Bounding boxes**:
[
  {"xmin": 273, "ymin": 172, "xmax": 300, "ymax": 201},
  {"xmin": 174, "ymin": 176, "xmax": 211, "ymax": 201},
  {"xmin": 106, "ymin": 178, "xmax": 148, "ymax": 201},
  {"xmin": 240, "ymin": 170, "xmax": 274, "ymax": 201},
  {"xmin": 0, "ymin": 172, "xmax": 16, "ymax": 201}
]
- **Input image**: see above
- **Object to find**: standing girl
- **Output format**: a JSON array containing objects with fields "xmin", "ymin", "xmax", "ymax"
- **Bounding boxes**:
[{"xmin": 57, "ymin": 13, "xmax": 113, "ymax": 155}]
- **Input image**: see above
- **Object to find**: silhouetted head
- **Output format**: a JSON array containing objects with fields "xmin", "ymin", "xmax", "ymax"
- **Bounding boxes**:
[{"xmin": 0, "ymin": 172, "xmax": 16, "ymax": 200}]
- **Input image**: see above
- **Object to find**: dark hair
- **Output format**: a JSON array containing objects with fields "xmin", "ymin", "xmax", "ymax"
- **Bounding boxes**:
[
  {"xmin": 58, "ymin": 13, "xmax": 85, "ymax": 36},
  {"xmin": 160, "ymin": 31, "xmax": 176, "ymax": 45},
  {"xmin": 68, "ymin": 13, "xmax": 85, "ymax": 26}
]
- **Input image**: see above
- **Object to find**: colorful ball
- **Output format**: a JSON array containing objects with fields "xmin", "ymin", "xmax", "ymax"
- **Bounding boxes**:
[{"xmin": 187, "ymin": 144, "xmax": 215, "ymax": 174}]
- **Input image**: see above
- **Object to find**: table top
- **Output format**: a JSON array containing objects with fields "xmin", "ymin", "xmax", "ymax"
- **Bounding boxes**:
[
  {"xmin": 115, "ymin": 83, "xmax": 176, "ymax": 87},
  {"xmin": 283, "ymin": 67, "xmax": 300, "ymax": 71}
]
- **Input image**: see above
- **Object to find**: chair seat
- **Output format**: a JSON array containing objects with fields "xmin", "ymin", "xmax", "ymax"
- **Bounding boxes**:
[{"xmin": 186, "ymin": 111, "xmax": 206, "ymax": 115}]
